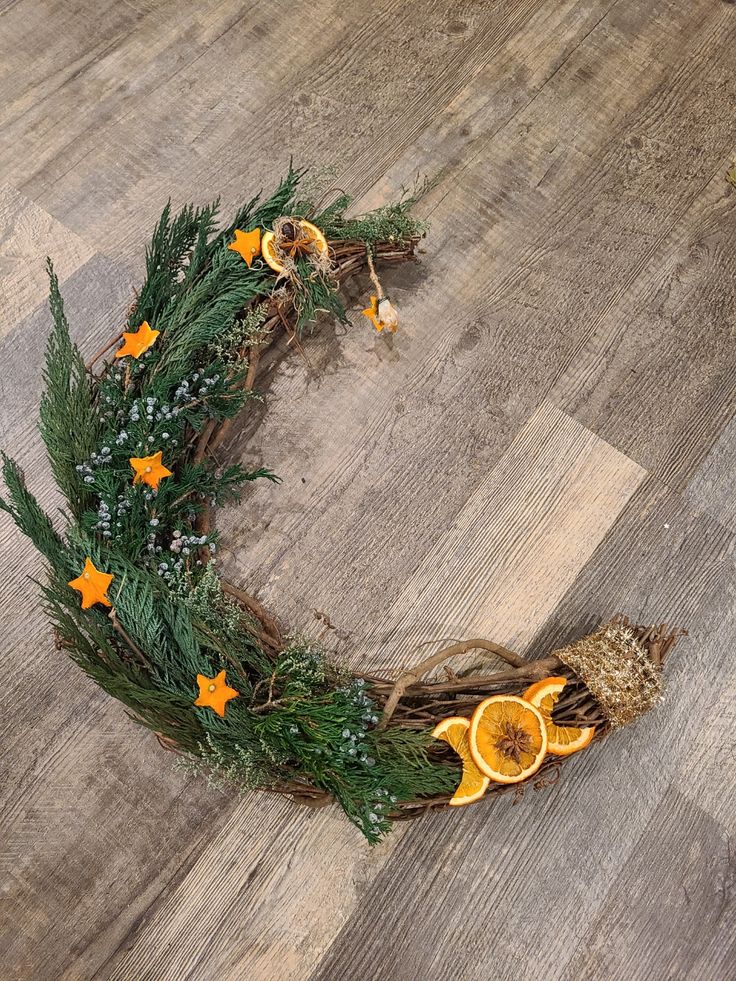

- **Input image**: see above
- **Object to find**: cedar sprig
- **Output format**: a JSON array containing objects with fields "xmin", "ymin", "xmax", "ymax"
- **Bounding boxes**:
[
  {"xmin": 0, "ymin": 453, "xmax": 67, "ymax": 569},
  {"xmin": 38, "ymin": 260, "xmax": 100, "ymax": 517}
]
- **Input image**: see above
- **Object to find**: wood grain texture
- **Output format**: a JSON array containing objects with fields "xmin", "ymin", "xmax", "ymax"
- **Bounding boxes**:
[
  {"xmin": 0, "ymin": 185, "xmax": 95, "ymax": 331},
  {"xmin": 560, "ymin": 788, "xmax": 734, "ymax": 981},
  {"xmin": 1, "ymin": 0, "xmax": 735, "ymax": 978},
  {"xmin": 550, "ymin": 161, "xmax": 736, "ymax": 490},
  {"xmin": 0, "ymin": 249, "xmax": 224, "ymax": 981},
  {"xmin": 212, "ymin": 0, "xmax": 736, "ymax": 640},
  {"xmin": 684, "ymin": 414, "xmax": 736, "ymax": 536}
]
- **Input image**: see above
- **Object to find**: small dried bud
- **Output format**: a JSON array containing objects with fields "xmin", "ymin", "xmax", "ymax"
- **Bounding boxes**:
[{"xmin": 377, "ymin": 298, "xmax": 399, "ymax": 331}]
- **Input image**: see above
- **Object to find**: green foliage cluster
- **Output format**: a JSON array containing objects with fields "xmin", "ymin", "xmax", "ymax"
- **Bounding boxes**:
[
  {"xmin": 317, "ymin": 182, "xmax": 431, "ymax": 245},
  {"xmin": 0, "ymin": 167, "xmax": 450, "ymax": 843}
]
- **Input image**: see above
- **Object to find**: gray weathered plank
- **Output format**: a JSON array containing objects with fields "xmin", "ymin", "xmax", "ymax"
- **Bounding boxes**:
[
  {"xmin": 550, "ymin": 163, "xmax": 736, "ymax": 491},
  {"xmin": 684, "ymin": 413, "xmax": 736, "ymax": 537},
  {"xmin": 561, "ymin": 788, "xmax": 734, "ymax": 981},
  {"xmin": 0, "ymin": 185, "xmax": 95, "ymax": 331}
]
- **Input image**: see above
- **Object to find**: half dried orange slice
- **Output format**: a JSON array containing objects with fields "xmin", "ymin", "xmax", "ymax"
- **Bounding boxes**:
[
  {"xmin": 524, "ymin": 676, "xmax": 595, "ymax": 756},
  {"xmin": 469, "ymin": 694, "xmax": 547, "ymax": 784},
  {"xmin": 432, "ymin": 716, "xmax": 490, "ymax": 806}
]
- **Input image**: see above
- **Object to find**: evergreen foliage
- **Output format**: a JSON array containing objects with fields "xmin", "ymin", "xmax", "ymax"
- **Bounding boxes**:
[{"xmin": 0, "ymin": 167, "xmax": 447, "ymax": 842}]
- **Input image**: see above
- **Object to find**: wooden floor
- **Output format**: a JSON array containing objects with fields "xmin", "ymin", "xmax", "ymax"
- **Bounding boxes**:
[{"xmin": 1, "ymin": 1, "xmax": 735, "ymax": 978}]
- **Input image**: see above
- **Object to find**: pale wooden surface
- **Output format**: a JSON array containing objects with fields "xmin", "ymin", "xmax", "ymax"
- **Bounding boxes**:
[{"xmin": 1, "ymin": 1, "xmax": 735, "ymax": 979}]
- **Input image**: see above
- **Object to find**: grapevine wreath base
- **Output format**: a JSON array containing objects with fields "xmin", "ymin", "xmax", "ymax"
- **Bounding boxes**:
[{"xmin": 1, "ymin": 167, "xmax": 685, "ymax": 842}]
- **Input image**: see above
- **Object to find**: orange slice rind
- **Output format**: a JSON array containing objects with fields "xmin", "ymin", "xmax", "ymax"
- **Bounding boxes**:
[
  {"xmin": 524, "ymin": 676, "xmax": 595, "ymax": 756},
  {"xmin": 468, "ymin": 694, "xmax": 547, "ymax": 784},
  {"xmin": 432, "ymin": 716, "xmax": 490, "ymax": 806},
  {"xmin": 261, "ymin": 230, "xmax": 283, "ymax": 273}
]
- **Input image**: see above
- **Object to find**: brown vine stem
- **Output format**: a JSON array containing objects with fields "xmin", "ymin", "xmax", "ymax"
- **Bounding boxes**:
[
  {"xmin": 193, "ymin": 418, "xmax": 218, "ymax": 465},
  {"xmin": 206, "ymin": 316, "xmax": 280, "ymax": 458},
  {"xmin": 371, "ymin": 658, "xmax": 564, "ymax": 699},
  {"xmin": 86, "ymin": 330, "xmax": 125, "ymax": 372},
  {"xmin": 378, "ymin": 639, "xmax": 531, "ymax": 729},
  {"xmin": 365, "ymin": 248, "xmax": 385, "ymax": 300},
  {"xmin": 108, "ymin": 607, "xmax": 153, "ymax": 671},
  {"xmin": 221, "ymin": 580, "xmax": 283, "ymax": 648}
]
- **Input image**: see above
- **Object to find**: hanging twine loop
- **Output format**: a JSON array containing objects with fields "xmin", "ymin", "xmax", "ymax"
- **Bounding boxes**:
[{"xmin": 365, "ymin": 247, "xmax": 385, "ymax": 299}]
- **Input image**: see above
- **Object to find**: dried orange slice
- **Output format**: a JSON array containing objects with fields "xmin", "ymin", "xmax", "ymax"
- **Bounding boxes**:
[
  {"xmin": 524, "ymin": 676, "xmax": 595, "ymax": 756},
  {"xmin": 432, "ymin": 716, "xmax": 490, "ymax": 806},
  {"xmin": 261, "ymin": 219, "xmax": 328, "ymax": 274},
  {"xmin": 468, "ymin": 694, "xmax": 547, "ymax": 784}
]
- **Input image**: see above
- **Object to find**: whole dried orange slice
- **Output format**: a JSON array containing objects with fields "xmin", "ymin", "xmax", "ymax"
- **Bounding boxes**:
[
  {"xmin": 524, "ymin": 676, "xmax": 595, "ymax": 756},
  {"xmin": 468, "ymin": 694, "xmax": 547, "ymax": 784},
  {"xmin": 261, "ymin": 219, "xmax": 328, "ymax": 274},
  {"xmin": 432, "ymin": 716, "xmax": 490, "ymax": 806}
]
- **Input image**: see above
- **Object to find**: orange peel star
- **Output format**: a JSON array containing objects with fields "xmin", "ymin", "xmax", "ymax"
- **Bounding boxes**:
[
  {"xmin": 362, "ymin": 295, "xmax": 398, "ymax": 333},
  {"xmin": 228, "ymin": 228, "xmax": 262, "ymax": 267},
  {"xmin": 194, "ymin": 670, "xmax": 240, "ymax": 717},
  {"xmin": 114, "ymin": 321, "xmax": 160, "ymax": 359},
  {"xmin": 68, "ymin": 557, "xmax": 114, "ymax": 609},
  {"xmin": 130, "ymin": 450, "xmax": 173, "ymax": 490}
]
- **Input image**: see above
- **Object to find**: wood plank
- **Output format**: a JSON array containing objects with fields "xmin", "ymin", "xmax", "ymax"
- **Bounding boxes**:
[
  {"xmin": 0, "ymin": 0, "xmax": 734, "ymax": 977},
  {"xmin": 98, "ymin": 403, "xmax": 644, "ymax": 981},
  {"xmin": 684, "ymin": 413, "xmax": 736, "ymax": 536},
  {"xmin": 211, "ymin": 0, "xmax": 736, "ymax": 640},
  {"xmin": 2, "ymin": 4, "xmax": 654, "ymax": 976},
  {"xmin": 5, "ymin": 0, "xmax": 564, "ymax": 256},
  {"xmin": 310, "ymin": 478, "xmax": 736, "ymax": 981},
  {"xmin": 550, "ymin": 160, "xmax": 736, "ymax": 491},
  {"xmin": 560, "ymin": 788, "xmax": 733, "ymax": 981},
  {"xmin": 353, "ymin": 400, "xmax": 647, "ymax": 666},
  {"xmin": 0, "ymin": 186, "xmax": 95, "ymax": 332}
]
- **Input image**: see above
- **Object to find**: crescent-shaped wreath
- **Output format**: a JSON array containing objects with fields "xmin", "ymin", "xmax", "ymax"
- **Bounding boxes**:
[{"xmin": 1, "ymin": 166, "xmax": 685, "ymax": 842}]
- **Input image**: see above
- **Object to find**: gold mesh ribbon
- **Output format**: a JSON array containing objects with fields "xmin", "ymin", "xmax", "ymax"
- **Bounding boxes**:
[{"xmin": 553, "ymin": 621, "xmax": 663, "ymax": 728}]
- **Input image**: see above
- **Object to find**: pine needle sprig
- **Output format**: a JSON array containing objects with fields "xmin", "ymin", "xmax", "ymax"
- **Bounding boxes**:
[{"xmin": 132, "ymin": 200, "xmax": 221, "ymax": 327}]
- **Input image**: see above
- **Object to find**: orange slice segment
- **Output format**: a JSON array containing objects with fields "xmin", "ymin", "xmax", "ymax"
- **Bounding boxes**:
[
  {"xmin": 261, "ymin": 230, "xmax": 283, "ymax": 273},
  {"xmin": 299, "ymin": 219, "xmax": 328, "ymax": 255},
  {"xmin": 261, "ymin": 220, "xmax": 328, "ymax": 275},
  {"xmin": 524, "ymin": 676, "xmax": 595, "ymax": 756},
  {"xmin": 432, "ymin": 716, "xmax": 490, "ymax": 806},
  {"xmin": 468, "ymin": 694, "xmax": 547, "ymax": 784}
]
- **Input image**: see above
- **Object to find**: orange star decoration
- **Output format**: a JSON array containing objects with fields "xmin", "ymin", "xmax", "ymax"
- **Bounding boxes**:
[
  {"xmin": 228, "ymin": 228, "xmax": 262, "ymax": 267},
  {"xmin": 362, "ymin": 295, "xmax": 399, "ymax": 333},
  {"xmin": 114, "ymin": 320, "xmax": 160, "ymax": 359},
  {"xmin": 68, "ymin": 557, "xmax": 114, "ymax": 610},
  {"xmin": 194, "ymin": 670, "xmax": 240, "ymax": 717},
  {"xmin": 129, "ymin": 450, "xmax": 173, "ymax": 490}
]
